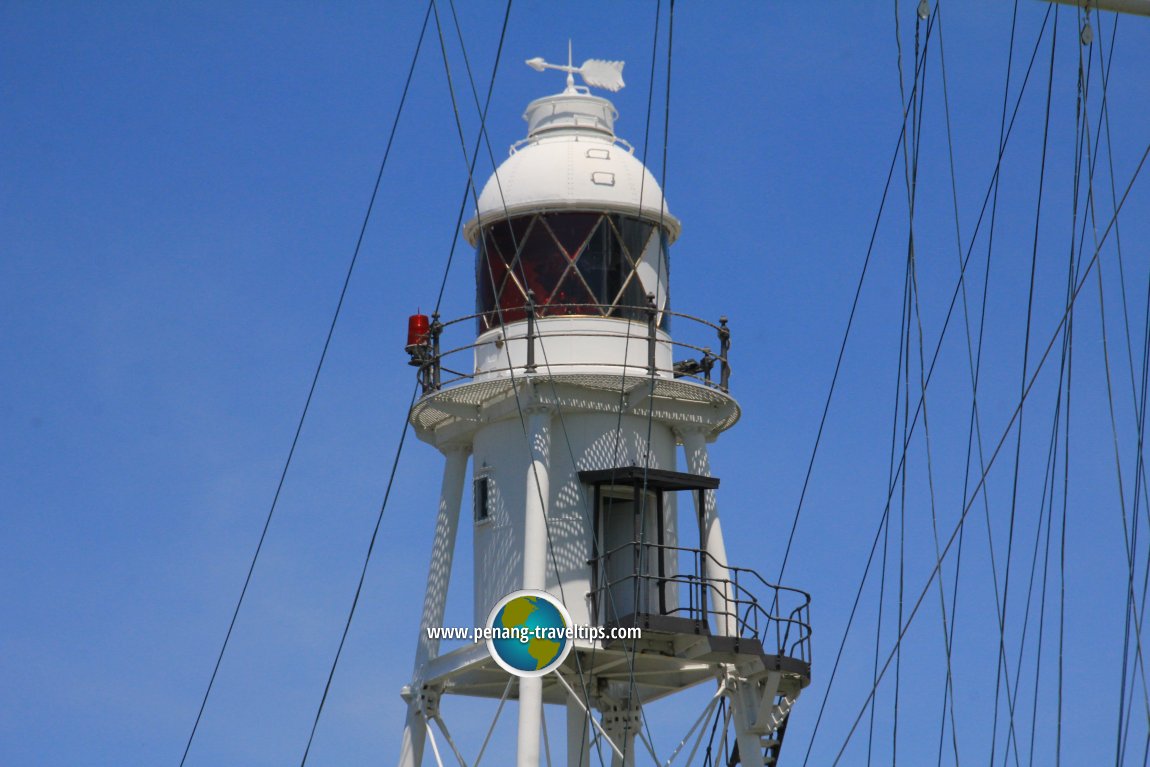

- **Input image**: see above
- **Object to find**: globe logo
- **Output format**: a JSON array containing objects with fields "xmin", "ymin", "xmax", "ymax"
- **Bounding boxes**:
[{"xmin": 485, "ymin": 590, "xmax": 573, "ymax": 678}]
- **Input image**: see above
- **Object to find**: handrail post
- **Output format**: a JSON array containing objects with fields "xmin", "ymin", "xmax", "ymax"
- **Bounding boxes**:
[
  {"xmin": 525, "ymin": 291, "xmax": 537, "ymax": 373},
  {"xmin": 430, "ymin": 312, "xmax": 442, "ymax": 391},
  {"xmin": 718, "ymin": 316, "xmax": 731, "ymax": 392},
  {"xmin": 646, "ymin": 292, "xmax": 657, "ymax": 376}
]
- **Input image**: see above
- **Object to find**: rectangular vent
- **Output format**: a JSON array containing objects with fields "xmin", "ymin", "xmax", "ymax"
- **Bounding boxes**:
[
  {"xmin": 586, "ymin": 148, "xmax": 611, "ymax": 160},
  {"xmin": 591, "ymin": 171, "xmax": 615, "ymax": 186}
]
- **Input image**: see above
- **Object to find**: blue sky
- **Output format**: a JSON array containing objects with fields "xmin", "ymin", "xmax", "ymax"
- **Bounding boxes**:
[{"xmin": 3, "ymin": 2, "xmax": 1150, "ymax": 765}]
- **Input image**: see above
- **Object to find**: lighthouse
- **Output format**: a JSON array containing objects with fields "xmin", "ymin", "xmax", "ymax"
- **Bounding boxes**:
[{"xmin": 397, "ymin": 53, "xmax": 811, "ymax": 767}]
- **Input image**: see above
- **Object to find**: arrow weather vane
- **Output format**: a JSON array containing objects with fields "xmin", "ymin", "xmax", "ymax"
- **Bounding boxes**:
[{"xmin": 525, "ymin": 41, "xmax": 625, "ymax": 93}]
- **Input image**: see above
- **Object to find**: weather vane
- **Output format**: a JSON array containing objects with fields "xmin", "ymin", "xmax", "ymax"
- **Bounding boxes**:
[{"xmin": 525, "ymin": 41, "xmax": 625, "ymax": 93}]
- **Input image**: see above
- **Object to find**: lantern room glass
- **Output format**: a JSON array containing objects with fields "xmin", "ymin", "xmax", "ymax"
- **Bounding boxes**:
[{"xmin": 475, "ymin": 212, "xmax": 670, "ymax": 333}]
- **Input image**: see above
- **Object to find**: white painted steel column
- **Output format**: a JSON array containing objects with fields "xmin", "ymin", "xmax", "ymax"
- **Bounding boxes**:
[
  {"xmin": 398, "ymin": 444, "xmax": 470, "ymax": 767},
  {"xmin": 521, "ymin": 405, "xmax": 552, "ymax": 590},
  {"xmin": 566, "ymin": 688, "xmax": 591, "ymax": 767},
  {"xmin": 679, "ymin": 428, "xmax": 735, "ymax": 636},
  {"xmin": 517, "ymin": 405, "xmax": 552, "ymax": 767}
]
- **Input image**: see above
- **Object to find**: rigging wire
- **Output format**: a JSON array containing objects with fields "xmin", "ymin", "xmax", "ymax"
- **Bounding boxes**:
[
  {"xmin": 989, "ymin": 9, "xmax": 1059, "ymax": 766},
  {"xmin": 294, "ymin": 3, "xmax": 519, "ymax": 763},
  {"xmin": 1086, "ymin": 14, "xmax": 1150, "ymax": 760},
  {"xmin": 803, "ymin": 10, "xmax": 1066, "ymax": 762},
  {"xmin": 422, "ymin": 3, "xmax": 623, "ymax": 763},
  {"xmin": 892, "ymin": 8, "xmax": 912, "ymax": 763},
  {"xmin": 898, "ymin": 10, "xmax": 965, "ymax": 764},
  {"xmin": 932, "ymin": 4, "xmax": 985, "ymax": 764},
  {"xmin": 931, "ymin": 4, "xmax": 1049, "ymax": 764},
  {"xmin": 298, "ymin": 383, "xmax": 421, "ymax": 764},
  {"xmin": 826, "ymin": 138, "xmax": 1150, "ymax": 765},
  {"xmin": 177, "ymin": 5, "xmax": 433, "ymax": 765},
  {"xmin": 439, "ymin": 1, "xmax": 682, "ymax": 761},
  {"xmin": 429, "ymin": 3, "xmax": 682, "ymax": 762},
  {"xmin": 800, "ymin": 5, "xmax": 1054, "ymax": 761},
  {"xmin": 438, "ymin": 1, "xmax": 623, "ymax": 759},
  {"xmin": 871, "ymin": 155, "xmax": 914, "ymax": 767}
]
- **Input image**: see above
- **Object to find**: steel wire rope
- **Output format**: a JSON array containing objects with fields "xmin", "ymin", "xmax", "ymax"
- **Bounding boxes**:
[
  {"xmin": 427, "ymin": 4, "xmax": 632, "ymax": 762},
  {"xmin": 1010, "ymin": 78, "xmax": 1103, "ymax": 754},
  {"xmin": 870, "ymin": 18, "xmax": 1058, "ymax": 761},
  {"xmin": 896, "ymin": 10, "xmax": 965, "ymax": 763},
  {"xmin": 798, "ymin": 6, "xmax": 1025, "ymax": 762},
  {"xmin": 437, "ymin": 3, "xmax": 626, "ymax": 762},
  {"xmin": 998, "ymin": 28, "xmax": 1104, "ymax": 760},
  {"xmin": 464, "ymin": 12, "xmax": 674, "ymax": 762},
  {"xmin": 992, "ymin": 195, "xmax": 1083, "ymax": 766},
  {"xmin": 818, "ymin": 43, "xmax": 1131, "ymax": 763},
  {"xmin": 456, "ymin": 4, "xmax": 677, "ymax": 762},
  {"xmin": 801, "ymin": 13, "xmax": 1115, "ymax": 761},
  {"xmin": 1084, "ymin": 16, "xmax": 1150, "ymax": 758},
  {"xmin": 592, "ymin": 11, "xmax": 665, "ymax": 721},
  {"xmin": 824, "ymin": 138, "xmax": 1150, "ymax": 765},
  {"xmin": 1118, "ymin": 242, "xmax": 1150, "ymax": 762},
  {"xmin": 300, "ymin": 379, "xmax": 423, "ymax": 764},
  {"xmin": 901, "ymin": 11, "xmax": 969, "ymax": 763},
  {"xmin": 603, "ymin": 0, "xmax": 664, "ymax": 466},
  {"xmin": 891, "ymin": 7, "xmax": 915, "ymax": 763},
  {"xmin": 869, "ymin": 159, "xmax": 915, "ymax": 767},
  {"xmin": 426, "ymin": 0, "xmax": 585, "ymax": 758},
  {"xmin": 623, "ymin": 2, "xmax": 677, "ymax": 761},
  {"xmin": 1080, "ymin": 23, "xmax": 1138, "ymax": 762},
  {"xmin": 933, "ymin": 5, "xmax": 1035, "ymax": 761},
  {"xmin": 1090, "ymin": 25, "xmax": 1150, "ymax": 714},
  {"xmin": 1117, "ymin": 172, "xmax": 1150, "ymax": 767},
  {"xmin": 773, "ymin": 0, "xmax": 1033, "ymax": 589},
  {"xmin": 932, "ymin": 4, "xmax": 1008, "ymax": 764},
  {"xmin": 988, "ymin": 10, "xmax": 1060, "ymax": 767},
  {"xmin": 1018, "ymin": 332, "xmax": 1069, "ymax": 767},
  {"xmin": 293, "ymin": 4, "xmax": 521, "ymax": 764},
  {"xmin": 896, "ymin": 257, "xmax": 911, "ymax": 767},
  {"xmin": 436, "ymin": 9, "xmax": 642, "ymax": 766},
  {"xmin": 1107, "ymin": 47, "xmax": 1150, "ymax": 766},
  {"xmin": 460, "ymin": 32, "xmax": 679, "ymax": 759},
  {"xmin": 832, "ymin": 9, "xmax": 1059, "ymax": 762},
  {"xmin": 431, "ymin": 0, "xmax": 513, "ymax": 316},
  {"xmin": 553, "ymin": 2, "xmax": 683, "ymax": 761},
  {"xmin": 1089, "ymin": 25, "xmax": 1150, "ymax": 761},
  {"xmin": 176, "ymin": 6, "xmax": 434, "ymax": 765},
  {"xmin": 797, "ymin": 61, "xmax": 923, "ymax": 767},
  {"xmin": 940, "ymin": 2, "xmax": 1036, "ymax": 760},
  {"xmin": 1009, "ymin": 77, "xmax": 1098, "ymax": 757}
]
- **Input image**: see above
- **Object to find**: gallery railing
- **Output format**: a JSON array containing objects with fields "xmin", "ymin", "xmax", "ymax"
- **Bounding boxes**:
[{"xmin": 405, "ymin": 297, "xmax": 732, "ymax": 395}]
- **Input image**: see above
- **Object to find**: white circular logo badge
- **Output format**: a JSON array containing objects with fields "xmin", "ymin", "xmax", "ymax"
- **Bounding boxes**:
[{"xmin": 485, "ymin": 590, "xmax": 574, "ymax": 678}]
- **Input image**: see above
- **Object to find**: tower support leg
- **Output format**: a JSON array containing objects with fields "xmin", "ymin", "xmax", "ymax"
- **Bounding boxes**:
[
  {"xmin": 398, "ymin": 686, "xmax": 440, "ymax": 767},
  {"xmin": 517, "ymin": 677, "xmax": 543, "ymax": 767},
  {"xmin": 397, "ymin": 702, "xmax": 426, "ymax": 767},
  {"xmin": 566, "ymin": 686, "xmax": 591, "ymax": 767},
  {"xmin": 398, "ymin": 444, "xmax": 469, "ymax": 767},
  {"xmin": 678, "ymin": 428, "xmax": 735, "ymax": 635},
  {"xmin": 517, "ymin": 406, "xmax": 552, "ymax": 766},
  {"xmin": 601, "ymin": 697, "xmax": 641, "ymax": 767},
  {"xmin": 522, "ymin": 406, "xmax": 552, "ymax": 590}
]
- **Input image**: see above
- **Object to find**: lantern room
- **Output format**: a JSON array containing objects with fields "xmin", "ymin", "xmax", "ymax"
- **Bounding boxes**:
[{"xmin": 462, "ymin": 85, "xmax": 682, "ymax": 379}]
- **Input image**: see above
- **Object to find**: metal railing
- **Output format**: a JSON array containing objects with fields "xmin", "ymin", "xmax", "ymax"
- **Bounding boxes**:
[
  {"xmin": 405, "ymin": 296, "xmax": 732, "ymax": 395},
  {"xmin": 589, "ymin": 542, "xmax": 812, "ymax": 664}
]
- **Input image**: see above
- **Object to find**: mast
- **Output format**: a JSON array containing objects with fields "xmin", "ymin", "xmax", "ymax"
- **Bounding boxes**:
[{"xmin": 397, "ymin": 51, "xmax": 812, "ymax": 767}]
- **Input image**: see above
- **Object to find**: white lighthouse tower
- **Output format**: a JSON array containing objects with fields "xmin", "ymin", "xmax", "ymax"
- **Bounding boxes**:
[{"xmin": 398, "ymin": 53, "xmax": 811, "ymax": 767}]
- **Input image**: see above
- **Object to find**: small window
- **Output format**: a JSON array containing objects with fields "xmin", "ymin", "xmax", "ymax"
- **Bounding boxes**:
[{"xmin": 474, "ymin": 475, "xmax": 491, "ymax": 523}]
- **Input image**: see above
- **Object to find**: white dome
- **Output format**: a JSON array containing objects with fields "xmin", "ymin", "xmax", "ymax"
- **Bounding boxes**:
[{"xmin": 463, "ymin": 90, "xmax": 681, "ymax": 245}]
